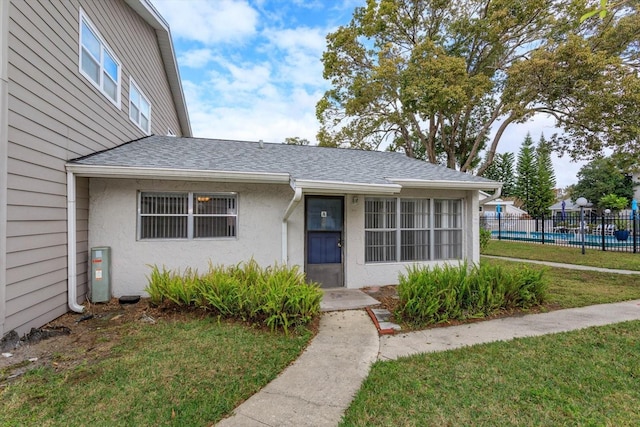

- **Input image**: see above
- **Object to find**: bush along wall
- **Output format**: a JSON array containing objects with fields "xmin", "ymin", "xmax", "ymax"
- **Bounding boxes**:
[
  {"xmin": 145, "ymin": 260, "xmax": 322, "ymax": 334},
  {"xmin": 396, "ymin": 262, "xmax": 547, "ymax": 326}
]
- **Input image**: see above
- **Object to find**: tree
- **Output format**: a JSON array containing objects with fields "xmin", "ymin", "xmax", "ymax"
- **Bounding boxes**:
[
  {"xmin": 571, "ymin": 157, "xmax": 634, "ymax": 211},
  {"xmin": 581, "ymin": 0, "xmax": 631, "ymax": 22},
  {"xmin": 514, "ymin": 134, "xmax": 536, "ymax": 213},
  {"xmin": 599, "ymin": 193, "xmax": 628, "ymax": 211},
  {"xmin": 483, "ymin": 152, "xmax": 516, "ymax": 197},
  {"xmin": 528, "ymin": 135, "xmax": 556, "ymax": 218},
  {"xmin": 283, "ymin": 137, "xmax": 310, "ymax": 146},
  {"xmin": 317, "ymin": 0, "xmax": 640, "ymax": 173}
]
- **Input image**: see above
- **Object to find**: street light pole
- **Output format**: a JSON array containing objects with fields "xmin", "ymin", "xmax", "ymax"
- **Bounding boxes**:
[{"xmin": 576, "ymin": 197, "xmax": 588, "ymax": 255}]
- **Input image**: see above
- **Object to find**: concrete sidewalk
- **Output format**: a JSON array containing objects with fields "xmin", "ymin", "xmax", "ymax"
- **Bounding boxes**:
[
  {"xmin": 218, "ymin": 298, "xmax": 640, "ymax": 426},
  {"xmin": 216, "ymin": 310, "xmax": 379, "ymax": 427},
  {"xmin": 379, "ymin": 299, "xmax": 640, "ymax": 360},
  {"xmin": 483, "ymin": 255, "xmax": 640, "ymax": 275}
]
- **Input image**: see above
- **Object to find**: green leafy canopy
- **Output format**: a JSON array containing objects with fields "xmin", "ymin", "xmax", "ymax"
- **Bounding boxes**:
[{"xmin": 317, "ymin": 0, "xmax": 640, "ymax": 174}]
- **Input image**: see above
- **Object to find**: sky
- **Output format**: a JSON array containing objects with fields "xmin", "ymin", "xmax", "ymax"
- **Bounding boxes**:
[{"xmin": 150, "ymin": 0, "xmax": 585, "ymax": 189}]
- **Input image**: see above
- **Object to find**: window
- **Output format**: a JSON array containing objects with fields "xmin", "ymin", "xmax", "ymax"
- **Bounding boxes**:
[
  {"xmin": 365, "ymin": 198, "xmax": 396, "ymax": 262},
  {"xmin": 138, "ymin": 192, "xmax": 237, "ymax": 240},
  {"xmin": 434, "ymin": 199, "xmax": 463, "ymax": 260},
  {"xmin": 79, "ymin": 10, "xmax": 121, "ymax": 106},
  {"xmin": 365, "ymin": 198, "xmax": 462, "ymax": 263},
  {"xmin": 129, "ymin": 79, "xmax": 151, "ymax": 134}
]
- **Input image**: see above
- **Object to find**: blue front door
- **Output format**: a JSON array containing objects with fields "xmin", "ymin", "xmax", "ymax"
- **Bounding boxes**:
[{"xmin": 305, "ymin": 196, "xmax": 344, "ymax": 288}]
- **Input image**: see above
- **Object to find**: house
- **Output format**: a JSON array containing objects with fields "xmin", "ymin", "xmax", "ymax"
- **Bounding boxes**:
[
  {"xmin": 67, "ymin": 137, "xmax": 501, "ymax": 296},
  {"xmin": 549, "ymin": 199, "xmax": 594, "ymax": 220},
  {"xmin": 1, "ymin": 0, "xmax": 500, "ymax": 338},
  {"xmin": 0, "ymin": 0, "xmax": 191, "ymax": 337},
  {"xmin": 479, "ymin": 192, "xmax": 528, "ymax": 217}
]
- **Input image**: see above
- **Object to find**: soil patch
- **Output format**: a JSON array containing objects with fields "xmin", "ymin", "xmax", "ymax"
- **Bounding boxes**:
[
  {"xmin": 0, "ymin": 299, "xmax": 182, "ymax": 384},
  {"xmin": 1, "ymin": 298, "xmax": 320, "ymax": 385}
]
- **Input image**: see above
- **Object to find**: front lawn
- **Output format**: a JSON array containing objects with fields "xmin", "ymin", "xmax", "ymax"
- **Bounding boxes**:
[
  {"xmin": 342, "ymin": 321, "xmax": 640, "ymax": 426},
  {"xmin": 5, "ymin": 246, "xmax": 640, "ymax": 425},
  {"xmin": 483, "ymin": 240, "xmax": 640, "ymax": 271},
  {"xmin": 483, "ymin": 257, "xmax": 640, "ymax": 308},
  {"xmin": 0, "ymin": 318, "xmax": 312, "ymax": 426}
]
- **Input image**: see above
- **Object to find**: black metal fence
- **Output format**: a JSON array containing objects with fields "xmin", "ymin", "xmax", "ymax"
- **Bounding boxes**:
[{"xmin": 481, "ymin": 212, "xmax": 639, "ymax": 253}]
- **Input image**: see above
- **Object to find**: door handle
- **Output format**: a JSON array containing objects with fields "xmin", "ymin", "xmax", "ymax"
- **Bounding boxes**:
[{"xmin": 337, "ymin": 240, "xmax": 342, "ymax": 248}]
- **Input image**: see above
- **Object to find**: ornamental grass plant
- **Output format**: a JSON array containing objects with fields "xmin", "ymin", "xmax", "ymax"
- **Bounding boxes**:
[
  {"xmin": 145, "ymin": 260, "xmax": 322, "ymax": 333},
  {"xmin": 396, "ymin": 262, "xmax": 547, "ymax": 326}
]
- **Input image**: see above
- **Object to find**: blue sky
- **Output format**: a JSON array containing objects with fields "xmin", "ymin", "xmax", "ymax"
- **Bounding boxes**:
[{"xmin": 150, "ymin": 0, "xmax": 583, "ymax": 188}]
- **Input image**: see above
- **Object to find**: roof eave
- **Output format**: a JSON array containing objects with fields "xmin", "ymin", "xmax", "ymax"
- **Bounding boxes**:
[
  {"xmin": 387, "ymin": 178, "xmax": 501, "ymax": 191},
  {"xmin": 66, "ymin": 164, "xmax": 290, "ymax": 184},
  {"xmin": 124, "ymin": 0, "xmax": 192, "ymax": 137},
  {"xmin": 293, "ymin": 179, "xmax": 402, "ymax": 195}
]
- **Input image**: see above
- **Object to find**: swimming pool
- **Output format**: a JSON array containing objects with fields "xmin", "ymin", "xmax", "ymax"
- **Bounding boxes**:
[{"xmin": 490, "ymin": 230, "xmax": 635, "ymax": 246}]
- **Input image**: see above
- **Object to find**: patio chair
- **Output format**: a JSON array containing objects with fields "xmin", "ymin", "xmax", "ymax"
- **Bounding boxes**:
[{"xmin": 593, "ymin": 224, "xmax": 615, "ymax": 235}]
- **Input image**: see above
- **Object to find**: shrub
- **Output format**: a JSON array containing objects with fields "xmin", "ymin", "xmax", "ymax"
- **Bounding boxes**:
[
  {"xmin": 396, "ymin": 262, "xmax": 547, "ymax": 326},
  {"xmin": 145, "ymin": 260, "xmax": 322, "ymax": 333},
  {"xmin": 479, "ymin": 228, "xmax": 492, "ymax": 253},
  {"xmin": 145, "ymin": 265, "xmax": 199, "ymax": 306}
]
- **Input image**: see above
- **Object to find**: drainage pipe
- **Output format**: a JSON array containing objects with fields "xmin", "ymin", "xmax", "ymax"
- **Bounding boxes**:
[
  {"xmin": 282, "ymin": 186, "xmax": 302, "ymax": 264},
  {"xmin": 478, "ymin": 185, "xmax": 503, "ymax": 206},
  {"xmin": 67, "ymin": 171, "xmax": 84, "ymax": 313}
]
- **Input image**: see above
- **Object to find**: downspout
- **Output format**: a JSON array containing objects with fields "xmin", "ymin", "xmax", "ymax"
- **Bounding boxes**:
[
  {"xmin": 282, "ymin": 186, "xmax": 302, "ymax": 264},
  {"xmin": 67, "ymin": 171, "xmax": 84, "ymax": 313},
  {"xmin": 478, "ymin": 185, "xmax": 503, "ymax": 206}
]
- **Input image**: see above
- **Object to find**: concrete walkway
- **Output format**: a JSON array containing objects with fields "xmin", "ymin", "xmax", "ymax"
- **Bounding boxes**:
[
  {"xmin": 379, "ymin": 299, "xmax": 640, "ymax": 360},
  {"xmin": 483, "ymin": 255, "xmax": 640, "ymax": 275},
  {"xmin": 217, "ymin": 310, "xmax": 379, "ymax": 427},
  {"xmin": 217, "ymin": 282, "xmax": 640, "ymax": 425}
]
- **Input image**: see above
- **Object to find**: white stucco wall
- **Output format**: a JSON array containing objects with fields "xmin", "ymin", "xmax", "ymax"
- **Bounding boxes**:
[
  {"xmin": 343, "ymin": 188, "xmax": 478, "ymax": 288},
  {"xmin": 88, "ymin": 178, "xmax": 304, "ymax": 296},
  {"xmin": 88, "ymin": 179, "xmax": 481, "ymax": 296}
]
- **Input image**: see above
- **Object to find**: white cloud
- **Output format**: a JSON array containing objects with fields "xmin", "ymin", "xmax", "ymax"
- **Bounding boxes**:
[
  {"xmin": 182, "ymin": 75, "xmax": 322, "ymax": 144},
  {"xmin": 152, "ymin": 0, "xmax": 258, "ymax": 44},
  {"xmin": 262, "ymin": 27, "xmax": 328, "ymax": 87},
  {"xmin": 178, "ymin": 48, "xmax": 215, "ymax": 68}
]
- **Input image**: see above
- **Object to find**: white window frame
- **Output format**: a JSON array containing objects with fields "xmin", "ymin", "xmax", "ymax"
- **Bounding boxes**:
[
  {"xmin": 433, "ymin": 199, "xmax": 463, "ymax": 260},
  {"xmin": 137, "ymin": 192, "xmax": 238, "ymax": 240},
  {"xmin": 129, "ymin": 78, "xmax": 151, "ymax": 134},
  {"xmin": 365, "ymin": 197, "xmax": 463, "ymax": 263},
  {"xmin": 78, "ymin": 9, "xmax": 121, "ymax": 107}
]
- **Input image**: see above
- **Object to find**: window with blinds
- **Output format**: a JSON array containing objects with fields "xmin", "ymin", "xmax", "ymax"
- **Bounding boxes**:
[
  {"xmin": 139, "ymin": 192, "xmax": 237, "ymax": 240},
  {"xmin": 365, "ymin": 198, "xmax": 396, "ymax": 262},
  {"xmin": 365, "ymin": 198, "xmax": 462, "ymax": 263}
]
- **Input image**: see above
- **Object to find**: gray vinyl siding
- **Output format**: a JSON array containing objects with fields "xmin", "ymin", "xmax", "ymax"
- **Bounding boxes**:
[{"xmin": 4, "ymin": 0, "xmax": 183, "ymax": 334}]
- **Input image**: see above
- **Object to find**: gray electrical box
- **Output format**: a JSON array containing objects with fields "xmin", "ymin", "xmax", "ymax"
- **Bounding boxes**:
[{"xmin": 90, "ymin": 247, "xmax": 111, "ymax": 303}]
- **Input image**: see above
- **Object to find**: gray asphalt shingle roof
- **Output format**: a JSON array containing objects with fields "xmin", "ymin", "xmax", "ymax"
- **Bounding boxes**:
[{"xmin": 70, "ymin": 136, "xmax": 498, "ymax": 187}]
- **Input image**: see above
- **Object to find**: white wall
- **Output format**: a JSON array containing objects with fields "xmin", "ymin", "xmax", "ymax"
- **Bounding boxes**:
[
  {"xmin": 344, "ymin": 188, "xmax": 478, "ymax": 288},
  {"xmin": 88, "ymin": 178, "xmax": 303, "ymax": 296},
  {"xmin": 88, "ymin": 179, "xmax": 480, "ymax": 295}
]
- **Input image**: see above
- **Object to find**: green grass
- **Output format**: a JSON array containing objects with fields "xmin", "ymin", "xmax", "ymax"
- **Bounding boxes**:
[
  {"xmin": 482, "ymin": 257, "xmax": 640, "ymax": 308},
  {"xmin": 5, "ymin": 245, "xmax": 640, "ymax": 425},
  {"xmin": 0, "ymin": 319, "xmax": 312, "ymax": 426},
  {"xmin": 341, "ymin": 321, "xmax": 640, "ymax": 426},
  {"xmin": 482, "ymin": 240, "xmax": 640, "ymax": 271}
]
